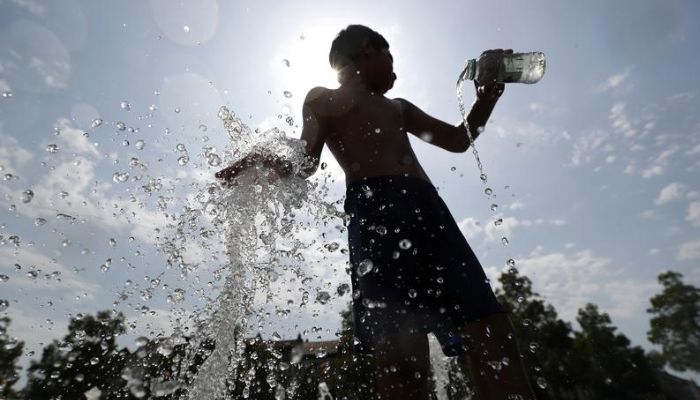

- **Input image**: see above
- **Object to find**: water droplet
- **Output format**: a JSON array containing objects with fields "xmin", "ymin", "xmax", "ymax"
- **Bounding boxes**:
[
  {"xmin": 177, "ymin": 155, "xmax": 189, "ymax": 166},
  {"xmin": 183, "ymin": 25, "xmax": 190, "ymax": 32},
  {"xmin": 316, "ymin": 291, "xmax": 331, "ymax": 304},
  {"xmin": 374, "ymin": 128, "xmax": 381, "ymax": 133},
  {"xmin": 120, "ymin": 101, "xmax": 131, "ymax": 111},
  {"xmin": 375, "ymin": 225, "xmax": 387, "ymax": 235},
  {"xmin": 490, "ymin": 203, "xmax": 498, "ymax": 211},
  {"xmin": 336, "ymin": 283, "xmax": 350, "ymax": 296},
  {"xmin": 174, "ymin": 107, "xmax": 181, "ymax": 113},
  {"xmin": 0, "ymin": 274, "xmax": 9, "ymax": 282},
  {"xmin": 135, "ymin": 139, "xmax": 145, "ymax": 150},
  {"xmin": 485, "ymin": 187, "xmax": 493, "ymax": 195},
  {"xmin": 91, "ymin": 118, "xmax": 103, "ymax": 128},
  {"xmin": 323, "ymin": 242, "xmax": 339, "ymax": 252},
  {"xmin": 494, "ymin": 218, "xmax": 503, "ymax": 226},
  {"xmin": 408, "ymin": 289, "xmax": 417, "ymax": 298},
  {"xmin": 21, "ymin": 189, "xmax": 34, "ymax": 203},
  {"xmin": 108, "ymin": 238, "xmax": 117, "ymax": 247},
  {"xmin": 501, "ymin": 237, "xmax": 509, "ymax": 246},
  {"xmin": 207, "ymin": 153, "xmax": 221, "ymax": 166},
  {"xmin": 61, "ymin": 239, "xmax": 71, "ymax": 247},
  {"xmin": 90, "ymin": 357, "xmax": 100, "ymax": 365},
  {"xmin": 198, "ymin": 123, "xmax": 207, "ymax": 132},
  {"xmin": 46, "ymin": 144, "xmax": 59, "ymax": 153},
  {"xmin": 282, "ymin": 59, "xmax": 290, "ymax": 67},
  {"xmin": 357, "ymin": 259, "xmax": 374, "ymax": 276},
  {"xmin": 116, "ymin": 121, "xmax": 126, "ymax": 131},
  {"xmin": 176, "ymin": 143, "xmax": 186, "ymax": 152},
  {"xmin": 283, "ymin": 90, "xmax": 293, "ymax": 98},
  {"xmin": 0, "ymin": 299, "xmax": 9, "ymax": 311},
  {"xmin": 320, "ymin": 162, "xmax": 327, "ymax": 170},
  {"xmin": 536, "ymin": 377, "xmax": 547, "ymax": 389},
  {"xmin": 112, "ymin": 172, "xmax": 129, "ymax": 183},
  {"xmin": 480, "ymin": 173, "xmax": 488, "ymax": 182},
  {"xmin": 399, "ymin": 239, "xmax": 412, "ymax": 250},
  {"xmin": 2, "ymin": 91, "xmax": 13, "ymax": 98}
]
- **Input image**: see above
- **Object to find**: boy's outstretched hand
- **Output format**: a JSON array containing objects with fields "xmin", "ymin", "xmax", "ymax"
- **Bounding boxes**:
[
  {"xmin": 215, "ymin": 153, "xmax": 292, "ymax": 187},
  {"xmin": 474, "ymin": 48, "xmax": 512, "ymax": 102}
]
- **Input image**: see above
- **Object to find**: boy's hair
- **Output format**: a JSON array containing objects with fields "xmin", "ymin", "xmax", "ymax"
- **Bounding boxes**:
[{"xmin": 329, "ymin": 25, "xmax": 389, "ymax": 83}]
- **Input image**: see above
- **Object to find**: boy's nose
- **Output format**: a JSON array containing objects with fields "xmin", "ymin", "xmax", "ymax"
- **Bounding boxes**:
[{"xmin": 392, "ymin": 73, "xmax": 397, "ymax": 81}]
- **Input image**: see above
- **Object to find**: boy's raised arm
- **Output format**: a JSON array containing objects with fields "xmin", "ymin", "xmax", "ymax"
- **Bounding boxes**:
[
  {"xmin": 297, "ymin": 87, "xmax": 328, "ymax": 178},
  {"xmin": 397, "ymin": 81, "xmax": 503, "ymax": 153},
  {"xmin": 397, "ymin": 98, "xmax": 472, "ymax": 153}
]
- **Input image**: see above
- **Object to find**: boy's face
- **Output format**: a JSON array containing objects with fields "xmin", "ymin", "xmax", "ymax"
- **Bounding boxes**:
[{"xmin": 362, "ymin": 46, "xmax": 395, "ymax": 95}]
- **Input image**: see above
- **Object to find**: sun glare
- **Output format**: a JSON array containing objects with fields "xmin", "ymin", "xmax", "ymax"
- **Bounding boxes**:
[{"xmin": 276, "ymin": 24, "xmax": 340, "ymax": 98}]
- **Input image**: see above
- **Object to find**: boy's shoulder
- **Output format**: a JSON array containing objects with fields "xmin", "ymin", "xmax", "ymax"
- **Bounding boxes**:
[{"xmin": 303, "ymin": 86, "xmax": 346, "ymax": 117}]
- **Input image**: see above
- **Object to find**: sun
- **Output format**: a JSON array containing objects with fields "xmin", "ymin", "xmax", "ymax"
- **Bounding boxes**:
[{"xmin": 275, "ymin": 24, "xmax": 340, "ymax": 99}]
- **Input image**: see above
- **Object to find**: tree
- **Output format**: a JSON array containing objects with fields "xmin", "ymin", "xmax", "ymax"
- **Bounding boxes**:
[
  {"xmin": 0, "ymin": 316, "xmax": 24, "ymax": 399},
  {"xmin": 572, "ymin": 303, "xmax": 663, "ymax": 400},
  {"xmin": 495, "ymin": 269, "xmax": 578, "ymax": 399},
  {"xmin": 325, "ymin": 304, "xmax": 379, "ymax": 399},
  {"xmin": 647, "ymin": 270, "xmax": 700, "ymax": 373},
  {"xmin": 23, "ymin": 311, "xmax": 132, "ymax": 400}
]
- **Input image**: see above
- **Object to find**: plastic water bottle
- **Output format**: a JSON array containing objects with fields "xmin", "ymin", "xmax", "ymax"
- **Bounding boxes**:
[{"xmin": 458, "ymin": 51, "xmax": 546, "ymax": 84}]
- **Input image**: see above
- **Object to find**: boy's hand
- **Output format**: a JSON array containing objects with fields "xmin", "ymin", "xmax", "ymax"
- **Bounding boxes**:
[
  {"xmin": 215, "ymin": 153, "xmax": 292, "ymax": 187},
  {"xmin": 474, "ymin": 48, "xmax": 511, "ymax": 102},
  {"xmin": 474, "ymin": 80, "xmax": 504, "ymax": 103}
]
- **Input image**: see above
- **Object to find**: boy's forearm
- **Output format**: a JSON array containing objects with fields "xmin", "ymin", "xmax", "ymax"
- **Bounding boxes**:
[{"xmin": 464, "ymin": 97, "xmax": 499, "ymax": 140}]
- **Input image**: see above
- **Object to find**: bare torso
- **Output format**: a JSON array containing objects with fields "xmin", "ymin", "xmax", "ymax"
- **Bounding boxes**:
[{"xmin": 312, "ymin": 86, "xmax": 432, "ymax": 188}]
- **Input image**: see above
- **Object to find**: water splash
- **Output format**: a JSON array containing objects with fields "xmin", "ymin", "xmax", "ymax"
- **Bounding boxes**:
[{"xmin": 155, "ymin": 106, "xmax": 342, "ymax": 399}]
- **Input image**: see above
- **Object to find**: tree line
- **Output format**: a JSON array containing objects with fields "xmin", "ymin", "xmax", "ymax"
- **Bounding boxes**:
[{"xmin": 0, "ymin": 269, "xmax": 697, "ymax": 399}]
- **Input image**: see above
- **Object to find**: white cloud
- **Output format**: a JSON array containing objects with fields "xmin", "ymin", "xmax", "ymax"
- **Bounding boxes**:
[
  {"xmin": 648, "ymin": 248, "xmax": 661, "ymax": 255},
  {"xmin": 0, "ymin": 129, "xmax": 35, "ymax": 175},
  {"xmin": 505, "ymin": 247, "xmax": 612, "ymax": 321},
  {"xmin": 610, "ymin": 102, "xmax": 636, "ymax": 138},
  {"xmin": 457, "ymin": 217, "xmax": 483, "ymax": 241},
  {"xmin": 596, "ymin": 68, "xmax": 631, "ymax": 92},
  {"xmin": 51, "ymin": 117, "xmax": 100, "ymax": 157},
  {"xmin": 655, "ymin": 182, "xmax": 685, "ymax": 205},
  {"xmin": 641, "ymin": 145, "xmax": 680, "ymax": 178},
  {"xmin": 509, "ymin": 201, "xmax": 525, "ymax": 211},
  {"xmin": 0, "ymin": 247, "xmax": 99, "ymax": 296},
  {"xmin": 686, "ymin": 202, "xmax": 700, "ymax": 227},
  {"xmin": 569, "ymin": 130, "xmax": 609, "ymax": 167},
  {"xmin": 678, "ymin": 238, "xmax": 700, "ymax": 261},
  {"xmin": 667, "ymin": 91, "xmax": 696, "ymax": 103},
  {"xmin": 604, "ymin": 280, "xmax": 657, "ymax": 318},
  {"xmin": 639, "ymin": 210, "xmax": 657, "ymax": 220}
]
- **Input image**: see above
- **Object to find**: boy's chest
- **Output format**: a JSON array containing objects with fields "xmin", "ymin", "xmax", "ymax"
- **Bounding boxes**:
[{"xmin": 321, "ymin": 93, "xmax": 404, "ymax": 136}]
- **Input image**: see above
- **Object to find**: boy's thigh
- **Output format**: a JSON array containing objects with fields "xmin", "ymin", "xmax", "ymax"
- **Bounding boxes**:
[{"xmin": 374, "ymin": 327, "xmax": 430, "ymax": 372}]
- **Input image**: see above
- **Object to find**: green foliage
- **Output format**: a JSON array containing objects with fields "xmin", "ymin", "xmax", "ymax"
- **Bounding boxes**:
[
  {"xmin": 23, "ymin": 311, "xmax": 131, "ymax": 400},
  {"xmin": 496, "ymin": 269, "xmax": 577, "ymax": 399},
  {"xmin": 0, "ymin": 315, "xmax": 24, "ymax": 400},
  {"xmin": 572, "ymin": 304, "xmax": 663, "ymax": 400},
  {"xmin": 647, "ymin": 270, "xmax": 700, "ymax": 373},
  {"xmin": 324, "ymin": 305, "xmax": 379, "ymax": 399}
]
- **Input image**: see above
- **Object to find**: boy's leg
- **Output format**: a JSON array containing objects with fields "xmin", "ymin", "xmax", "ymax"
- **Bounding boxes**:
[
  {"xmin": 458, "ymin": 312, "xmax": 535, "ymax": 400},
  {"xmin": 374, "ymin": 329, "xmax": 432, "ymax": 400}
]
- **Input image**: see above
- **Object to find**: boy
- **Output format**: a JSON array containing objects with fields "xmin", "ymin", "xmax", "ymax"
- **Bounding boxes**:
[{"xmin": 217, "ymin": 25, "xmax": 535, "ymax": 400}]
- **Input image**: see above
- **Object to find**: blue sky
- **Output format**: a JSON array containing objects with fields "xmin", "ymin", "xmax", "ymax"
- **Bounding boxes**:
[{"xmin": 1, "ymin": 0, "xmax": 699, "ymax": 385}]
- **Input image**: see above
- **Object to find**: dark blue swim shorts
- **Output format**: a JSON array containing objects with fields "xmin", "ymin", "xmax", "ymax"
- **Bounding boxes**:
[{"xmin": 343, "ymin": 175, "xmax": 505, "ymax": 356}]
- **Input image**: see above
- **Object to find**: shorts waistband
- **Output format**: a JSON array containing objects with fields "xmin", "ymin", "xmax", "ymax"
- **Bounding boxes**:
[{"xmin": 346, "ymin": 175, "xmax": 437, "ymax": 194}]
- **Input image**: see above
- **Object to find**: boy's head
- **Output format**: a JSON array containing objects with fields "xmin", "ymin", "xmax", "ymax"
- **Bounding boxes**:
[{"xmin": 329, "ymin": 25, "xmax": 396, "ymax": 94}]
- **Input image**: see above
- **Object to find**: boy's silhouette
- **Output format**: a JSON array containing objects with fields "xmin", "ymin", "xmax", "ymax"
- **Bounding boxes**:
[{"xmin": 217, "ymin": 25, "xmax": 535, "ymax": 400}]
